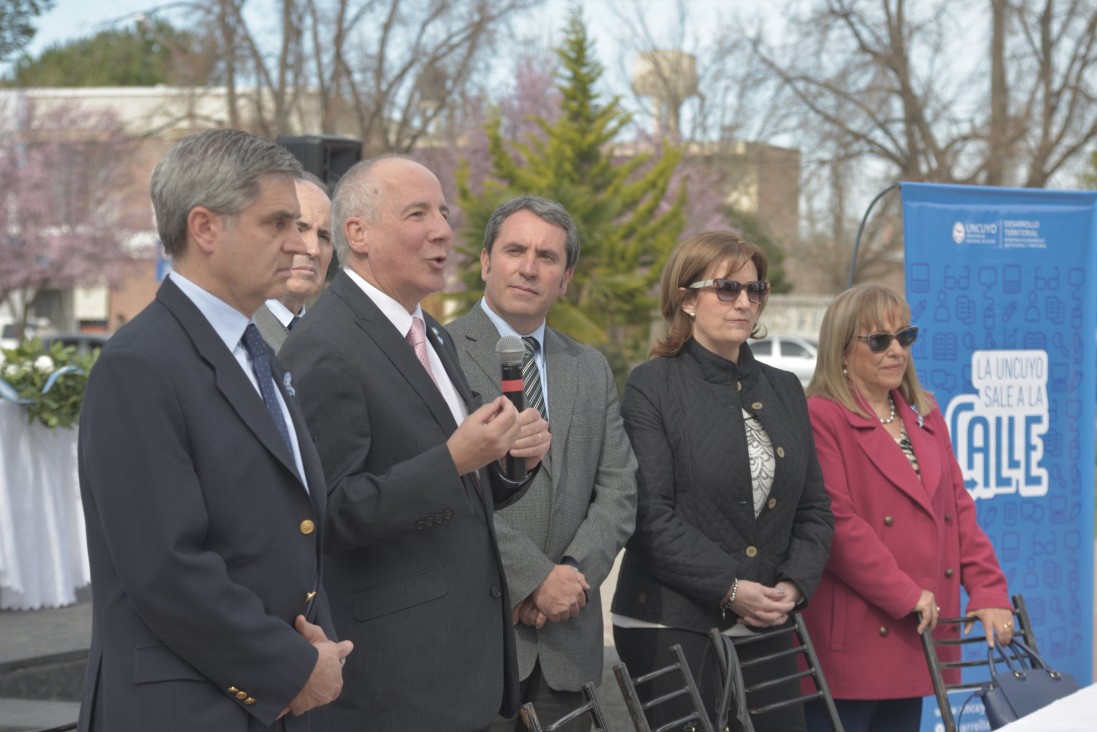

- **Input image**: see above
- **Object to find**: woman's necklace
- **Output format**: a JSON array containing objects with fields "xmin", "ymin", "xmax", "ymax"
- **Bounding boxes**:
[{"xmin": 879, "ymin": 395, "xmax": 897, "ymax": 425}]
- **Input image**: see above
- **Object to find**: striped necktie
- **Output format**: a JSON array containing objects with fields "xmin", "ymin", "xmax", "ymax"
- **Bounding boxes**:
[{"xmin": 522, "ymin": 336, "xmax": 547, "ymax": 421}]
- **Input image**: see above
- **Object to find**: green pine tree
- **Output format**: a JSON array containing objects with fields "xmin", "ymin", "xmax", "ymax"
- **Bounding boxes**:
[
  {"xmin": 1083, "ymin": 148, "xmax": 1097, "ymax": 189},
  {"xmin": 452, "ymin": 8, "xmax": 685, "ymax": 379}
]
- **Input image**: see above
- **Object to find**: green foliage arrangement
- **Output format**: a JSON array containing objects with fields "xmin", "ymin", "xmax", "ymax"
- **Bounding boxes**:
[
  {"xmin": 453, "ymin": 8, "xmax": 686, "ymax": 379},
  {"xmin": 0, "ymin": 338, "xmax": 96, "ymax": 429}
]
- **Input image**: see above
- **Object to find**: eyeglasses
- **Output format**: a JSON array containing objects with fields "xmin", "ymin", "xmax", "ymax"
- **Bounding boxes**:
[
  {"xmin": 687, "ymin": 279, "xmax": 769, "ymax": 304},
  {"xmin": 855, "ymin": 326, "xmax": 919, "ymax": 353}
]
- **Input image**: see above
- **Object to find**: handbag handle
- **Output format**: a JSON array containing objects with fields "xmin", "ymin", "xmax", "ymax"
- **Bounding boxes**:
[
  {"xmin": 987, "ymin": 634, "xmax": 1061, "ymax": 685},
  {"xmin": 711, "ymin": 633, "xmax": 754, "ymax": 732}
]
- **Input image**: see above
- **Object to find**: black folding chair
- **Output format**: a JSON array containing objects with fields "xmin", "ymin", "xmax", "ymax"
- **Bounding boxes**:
[
  {"xmin": 709, "ymin": 613, "xmax": 844, "ymax": 732},
  {"xmin": 614, "ymin": 643, "xmax": 714, "ymax": 732},
  {"xmin": 921, "ymin": 594, "xmax": 1039, "ymax": 732},
  {"xmin": 519, "ymin": 681, "xmax": 612, "ymax": 732}
]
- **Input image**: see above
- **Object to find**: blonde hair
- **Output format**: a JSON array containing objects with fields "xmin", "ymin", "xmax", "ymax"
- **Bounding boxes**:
[
  {"xmin": 652, "ymin": 232, "xmax": 768, "ymax": 358},
  {"xmin": 806, "ymin": 283, "xmax": 932, "ymax": 417}
]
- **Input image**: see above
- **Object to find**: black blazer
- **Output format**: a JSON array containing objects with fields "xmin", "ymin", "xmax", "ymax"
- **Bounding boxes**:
[
  {"xmin": 611, "ymin": 340, "xmax": 834, "ymax": 632},
  {"xmin": 280, "ymin": 271, "xmax": 529, "ymax": 731},
  {"xmin": 77, "ymin": 278, "xmax": 331, "ymax": 732}
]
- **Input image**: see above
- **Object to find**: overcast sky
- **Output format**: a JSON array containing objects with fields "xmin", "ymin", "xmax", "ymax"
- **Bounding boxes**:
[{"xmin": 18, "ymin": 0, "xmax": 750, "ymax": 89}]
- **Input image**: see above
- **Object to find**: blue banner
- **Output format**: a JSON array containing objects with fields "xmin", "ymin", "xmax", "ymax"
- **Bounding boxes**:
[{"xmin": 903, "ymin": 182, "xmax": 1096, "ymax": 731}]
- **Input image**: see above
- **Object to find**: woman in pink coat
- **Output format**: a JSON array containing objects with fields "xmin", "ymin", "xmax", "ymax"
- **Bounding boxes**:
[{"xmin": 802, "ymin": 284, "xmax": 1013, "ymax": 732}]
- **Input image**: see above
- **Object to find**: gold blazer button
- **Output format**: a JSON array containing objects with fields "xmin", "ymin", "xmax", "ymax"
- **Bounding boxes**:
[{"xmin": 299, "ymin": 519, "xmax": 316, "ymax": 535}]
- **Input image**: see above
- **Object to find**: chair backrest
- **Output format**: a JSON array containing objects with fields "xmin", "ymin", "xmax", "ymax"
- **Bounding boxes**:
[
  {"xmin": 921, "ymin": 594, "xmax": 1038, "ymax": 732},
  {"xmin": 613, "ymin": 643, "xmax": 715, "ymax": 732},
  {"xmin": 709, "ymin": 614, "xmax": 844, "ymax": 732},
  {"xmin": 519, "ymin": 681, "xmax": 612, "ymax": 732}
]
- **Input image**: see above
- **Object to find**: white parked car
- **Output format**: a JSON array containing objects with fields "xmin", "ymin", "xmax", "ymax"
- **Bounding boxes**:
[
  {"xmin": 0, "ymin": 317, "xmax": 52, "ymax": 350},
  {"xmin": 751, "ymin": 334, "xmax": 818, "ymax": 388}
]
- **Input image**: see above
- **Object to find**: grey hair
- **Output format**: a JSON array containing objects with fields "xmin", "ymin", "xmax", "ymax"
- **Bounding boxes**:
[
  {"xmin": 299, "ymin": 171, "xmax": 330, "ymax": 198},
  {"xmin": 483, "ymin": 196, "xmax": 580, "ymax": 270},
  {"xmin": 151, "ymin": 129, "xmax": 303, "ymax": 256},
  {"xmin": 329, "ymin": 154, "xmax": 407, "ymax": 261}
]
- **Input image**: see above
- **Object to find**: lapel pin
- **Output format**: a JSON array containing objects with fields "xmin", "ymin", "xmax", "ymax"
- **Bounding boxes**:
[
  {"xmin": 431, "ymin": 326, "xmax": 443, "ymax": 345},
  {"xmin": 283, "ymin": 372, "xmax": 296, "ymax": 397}
]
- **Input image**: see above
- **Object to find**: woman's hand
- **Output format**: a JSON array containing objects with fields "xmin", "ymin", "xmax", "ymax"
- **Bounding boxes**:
[
  {"xmin": 912, "ymin": 589, "xmax": 939, "ymax": 635},
  {"xmin": 731, "ymin": 579, "xmax": 797, "ymax": 628},
  {"xmin": 966, "ymin": 607, "xmax": 1015, "ymax": 647}
]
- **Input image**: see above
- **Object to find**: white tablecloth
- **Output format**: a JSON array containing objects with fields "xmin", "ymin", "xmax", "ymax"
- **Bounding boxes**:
[
  {"xmin": 997, "ymin": 683, "xmax": 1097, "ymax": 731},
  {"xmin": 0, "ymin": 401, "xmax": 90, "ymax": 610}
]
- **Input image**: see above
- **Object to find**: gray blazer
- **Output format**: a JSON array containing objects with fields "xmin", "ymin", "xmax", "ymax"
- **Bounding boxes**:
[
  {"xmin": 254, "ymin": 303, "xmax": 289, "ymax": 353},
  {"xmin": 447, "ymin": 304, "xmax": 637, "ymax": 691}
]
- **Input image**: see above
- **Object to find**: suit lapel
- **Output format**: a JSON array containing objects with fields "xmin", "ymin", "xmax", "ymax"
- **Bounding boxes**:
[
  {"xmin": 845, "ymin": 396, "xmax": 934, "ymax": 515},
  {"xmin": 271, "ymin": 356, "xmax": 324, "ymax": 497},
  {"xmin": 157, "ymin": 280, "xmax": 304, "ymax": 484},
  {"xmin": 331, "ymin": 273, "xmax": 459, "ymax": 433},
  {"xmin": 899, "ymin": 397, "xmax": 943, "ymax": 505},
  {"xmin": 425, "ymin": 312, "xmax": 478, "ymax": 413},
  {"xmin": 456, "ymin": 307, "xmax": 504, "ymax": 407},
  {"xmin": 543, "ymin": 328, "xmax": 577, "ymax": 484},
  {"xmin": 454, "ymin": 306, "xmax": 560, "ymax": 484}
]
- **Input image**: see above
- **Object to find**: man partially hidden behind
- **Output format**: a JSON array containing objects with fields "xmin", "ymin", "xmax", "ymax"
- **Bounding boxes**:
[
  {"xmin": 280, "ymin": 155, "xmax": 552, "ymax": 730},
  {"xmin": 77, "ymin": 129, "xmax": 351, "ymax": 732},
  {"xmin": 255, "ymin": 172, "xmax": 334, "ymax": 352},
  {"xmin": 447, "ymin": 196, "xmax": 637, "ymax": 730}
]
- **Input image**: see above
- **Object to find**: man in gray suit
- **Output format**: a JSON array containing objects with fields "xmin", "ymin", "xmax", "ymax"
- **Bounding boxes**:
[
  {"xmin": 447, "ymin": 196, "xmax": 637, "ymax": 730},
  {"xmin": 255, "ymin": 172, "xmax": 333, "ymax": 352}
]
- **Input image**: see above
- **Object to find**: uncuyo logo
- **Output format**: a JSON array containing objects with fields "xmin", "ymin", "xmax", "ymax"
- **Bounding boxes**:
[{"xmin": 952, "ymin": 221, "xmax": 966, "ymax": 244}]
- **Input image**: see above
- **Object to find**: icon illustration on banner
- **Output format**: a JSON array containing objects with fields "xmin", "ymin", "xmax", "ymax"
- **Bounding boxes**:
[{"xmin": 944, "ymin": 350, "xmax": 1049, "ymax": 500}]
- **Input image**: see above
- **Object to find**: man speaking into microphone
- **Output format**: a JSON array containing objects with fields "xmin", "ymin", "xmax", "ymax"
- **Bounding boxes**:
[{"xmin": 448, "ymin": 196, "xmax": 637, "ymax": 730}]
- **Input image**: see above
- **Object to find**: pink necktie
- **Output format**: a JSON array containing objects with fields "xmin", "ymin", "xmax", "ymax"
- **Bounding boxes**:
[{"xmin": 407, "ymin": 317, "xmax": 440, "ymax": 390}]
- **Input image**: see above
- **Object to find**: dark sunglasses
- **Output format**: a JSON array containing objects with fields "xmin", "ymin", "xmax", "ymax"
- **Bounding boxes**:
[
  {"xmin": 687, "ymin": 278, "xmax": 770, "ymax": 304},
  {"xmin": 855, "ymin": 326, "xmax": 919, "ymax": 353}
]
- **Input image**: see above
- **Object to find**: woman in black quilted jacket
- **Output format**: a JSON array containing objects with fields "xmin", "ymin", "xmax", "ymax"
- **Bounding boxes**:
[{"xmin": 611, "ymin": 232, "xmax": 834, "ymax": 731}]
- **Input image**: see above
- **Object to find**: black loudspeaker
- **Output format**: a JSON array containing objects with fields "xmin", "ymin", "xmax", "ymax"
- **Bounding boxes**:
[{"xmin": 276, "ymin": 135, "xmax": 362, "ymax": 189}]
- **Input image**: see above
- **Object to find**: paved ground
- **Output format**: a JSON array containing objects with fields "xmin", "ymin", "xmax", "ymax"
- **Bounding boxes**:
[{"xmin": 0, "ymin": 597, "xmax": 633, "ymax": 732}]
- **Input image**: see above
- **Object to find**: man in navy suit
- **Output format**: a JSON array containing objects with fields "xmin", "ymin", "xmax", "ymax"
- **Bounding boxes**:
[
  {"xmin": 77, "ymin": 129, "xmax": 352, "ymax": 732},
  {"xmin": 280, "ymin": 155, "xmax": 551, "ymax": 730}
]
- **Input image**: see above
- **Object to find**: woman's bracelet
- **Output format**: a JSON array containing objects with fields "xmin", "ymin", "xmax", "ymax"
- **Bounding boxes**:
[{"xmin": 720, "ymin": 578, "xmax": 739, "ymax": 619}]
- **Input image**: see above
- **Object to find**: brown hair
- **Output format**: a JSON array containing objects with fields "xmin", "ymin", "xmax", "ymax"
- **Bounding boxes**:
[
  {"xmin": 806, "ymin": 283, "xmax": 932, "ymax": 417},
  {"xmin": 651, "ymin": 231, "xmax": 768, "ymax": 358}
]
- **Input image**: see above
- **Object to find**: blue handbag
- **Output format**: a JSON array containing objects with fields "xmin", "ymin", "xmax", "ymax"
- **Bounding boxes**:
[{"xmin": 977, "ymin": 638, "xmax": 1080, "ymax": 728}]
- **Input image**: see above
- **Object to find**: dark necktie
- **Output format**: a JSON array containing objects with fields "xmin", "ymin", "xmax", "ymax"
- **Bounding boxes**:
[
  {"xmin": 241, "ymin": 323, "xmax": 294, "ymax": 452},
  {"xmin": 522, "ymin": 336, "xmax": 547, "ymax": 421},
  {"xmin": 287, "ymin": 315, "xmax": 301, "ymax": 331}
]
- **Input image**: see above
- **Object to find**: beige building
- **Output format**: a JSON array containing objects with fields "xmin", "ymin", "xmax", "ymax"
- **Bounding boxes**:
[{"xmin": 0, "ymin": 86, "xmax": 358, "ymax": 332}]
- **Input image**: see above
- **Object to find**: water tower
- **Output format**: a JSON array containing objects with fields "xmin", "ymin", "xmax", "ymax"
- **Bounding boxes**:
[{"xmin": 631, "ymin": 50, "xmax": 698, "ymax": 136}]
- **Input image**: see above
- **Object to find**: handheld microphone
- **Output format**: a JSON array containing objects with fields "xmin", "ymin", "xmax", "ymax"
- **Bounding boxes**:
[{"xmin": 496, "ymin": 335, "xmax": 526, "ymax": 477}]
